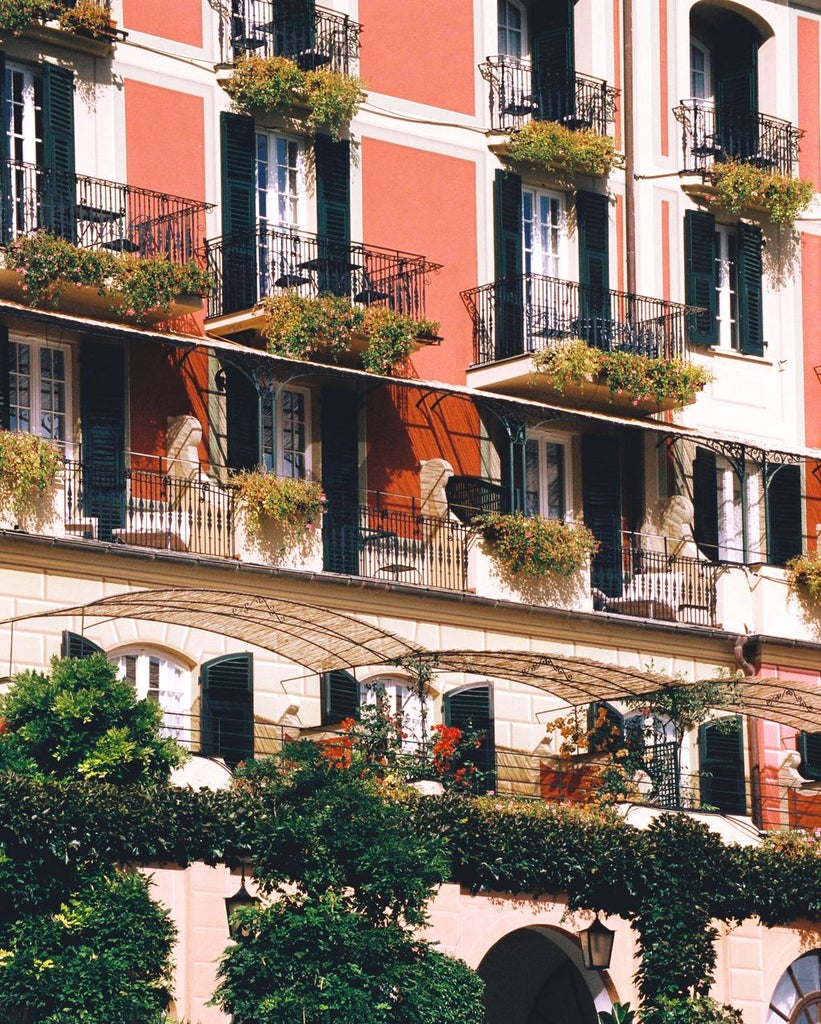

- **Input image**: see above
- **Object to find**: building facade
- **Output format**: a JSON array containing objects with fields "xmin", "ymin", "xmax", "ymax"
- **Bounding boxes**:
[{"xmin": 3, "ymin": 0, "xmax": 821, "ymax": 1020}]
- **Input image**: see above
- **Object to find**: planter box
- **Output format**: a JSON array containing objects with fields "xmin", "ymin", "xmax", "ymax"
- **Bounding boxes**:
[
  {"xmin": 234, "ymin": 503, "xmax": 324, "ymax": 572},
  {"xmin": 469, "ymin": 539, "xmax": 593, "ymax": 610}
]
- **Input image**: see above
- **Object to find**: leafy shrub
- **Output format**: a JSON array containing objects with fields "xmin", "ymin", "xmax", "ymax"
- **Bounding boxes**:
[
  {"xmin": 58, "ymin": 0, "xmax": 115, "ymax": 37},
  {"xmin": 708, "ymin": 161, "xmax": 814, "ymax": 225},
  {"xmin": 642, "ymin": 996, "xmax": 743, "ymax": 1024},
  {"xmin": 474, "ymin": 512, "xmax": 599, "ymax": 577},
  {"xmin": 4, "ymin": 233, "xmax": 212, "ymax": 320},
  {"xmin": 226, "ymin": 56, "xmax": 364, "ymax": 138},
  {"xmin": 0, "ymin": 428, "xmax": 62, "ymax": 522},
  {"xmin": 787, "ymin": 551, "xmax": 821, "ymax": 600},
  {"xmin": 362, "ymin": 306, "xmax": 440, "ymax": 374},
  {"xmin": 532, "ymin": 339, "xmax": 711, "ymax": 407},
  {"xmin": 231, "ymin": 470, "xmax": 325, "ymax": 535},
  {"xmin": 0, "ymin": 0, "xmax": 56, "ymax": 34},
  {"xmin": 507, "ymin": 119, "xmax": 617, "ymax": 177}
]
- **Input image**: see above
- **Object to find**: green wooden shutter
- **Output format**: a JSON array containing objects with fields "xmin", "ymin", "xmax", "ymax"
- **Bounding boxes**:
[
  {"xmin": 699, "ymin": 717, "xmax": 745, "ymax": 815},
  {"xmin": 220, "ymin": 111, "xmax": 257, "ymax": 313},
  {"xmin": 493, "ymin": 170, "xmax": 524, "ymax": 359},
  {"xmin": 321, "ymin": 670, "xmax": 359, "ymax": 724},
  {"xmin": 225, "ymin": 363, "xmax": 260, "ymax": 472},
  {"xmin": 42, "ymin": 62, "xmax": 76, "ymax": 242},
  {"xmin": 80, "ymin": 342, "xmax": 126, "ymax": 541},
  {"xmin": 0, "ymin": 52, "xmax": 10, "ymax": 246},
  {"xmin": 582, "ymin": 434, "xmax": 622, "ymax": 596},
  {"xmin": 60, "ymin": 630, "xmax": 104, "ymax": 658},
  {"xmin": 766, "ymin": 464, "xmax": 802, "ymax": 567},
  {"xmin": 577, "ymin": 191, "xmax": 610, "ymax": 341},
  {"xmin": 0, "ymin": 324, "xmax": 9, "ymax": 431},
  {"xmin": 315, "ymin": 135, "xmax": 351, "ymax": 295},
  {"xmin": 531, "ymin": 0, "xmax": 575, "ymax": 123},
  {"xmin": 200, "ymin": 653, "xmax": 253, "ymax": 767},
  {"xmin": 321, "ymin": 386, "xmax": 360, "ymax": 573},
  {"xmin": 443, "ymin": 685, "xmax": 495, "ymax": 789},
  {"xmin": 693, "ymin": 447, "xmax": 719, "ymax": 562},
  {"xmin": 738, "ymin": 222, "xmax": 763, "ymax": 356},
  {"xmin": 684, "ymin": 210, "xmax": 718, "ymax": 345},
  {"xmin": 715, "ymin": 33, "xmax": 758, "ymax": 160},
  {"xmin": 800, "ymin": 732, "xmax": 821, "ymax": 781}
]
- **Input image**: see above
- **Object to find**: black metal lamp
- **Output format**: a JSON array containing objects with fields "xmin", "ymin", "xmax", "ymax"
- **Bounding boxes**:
[
  {"xmin": 224, "ymin": 869, "xmax": 259, "ymax": 938},
  {"xmin": 578, "ymin": 915, "xmax": 615, "ymax": 970}
]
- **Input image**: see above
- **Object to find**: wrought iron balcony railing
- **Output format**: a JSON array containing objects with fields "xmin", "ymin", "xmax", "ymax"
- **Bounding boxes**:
[
  {"xmin": 204, "ymin": 225, "xmax": 441, "ymax": 321},
  {"xmin": 322, "ymin": 501, "xmax": 471, "ymax": 591},
  {"xmin": 461, "ymin": 273, "xmax": 691, "ymax": 367},
  {"xmin": 1, "ymin": 159, "xmax": 212, "ymax": 264},
  {"xmin": 480, "ymin": 56, "xmax": 616, "ymax": 134},
  {"xmin": 228, "ymin": 0, "xmax": 361, "ymax": 73},
  {"xmin": 63, "ymin": 458, "xmax": 235, "ymax": 558},
  {"xmin": 591, "ymin": 530, "xmax": 720, "ymax": 628},
  {"xmin": 674, "ymin": 99, "xmax": 802, "ymax": 177}
]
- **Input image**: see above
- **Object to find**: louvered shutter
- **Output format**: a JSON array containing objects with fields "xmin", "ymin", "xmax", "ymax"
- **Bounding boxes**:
[
  {"xmin": 0, "ymin": 324, "xmax": 9, "ymax": 431},
  {"xmin": 766, "ymin": 464, "xmax": 802, "ymax": 567},
  {"xmin": 715, "ymin": 33, "xmax": 758, "ymax": 160},
  {"xmin": 577, "ymin": 191, "xmax": 611, "ymax": 343},
  {"xmin": 684, "ymin": 210, "xmax": 718, "ymax": 345},
  {"xmin": 582, "ymin": 434, "xmax": 622, "ymax": 596},
  {"xmin": 699, "ymin": 717, "xmax": 745, "ymax": 814},
  {"xmin": 321, "ymin": 386, "xmax": 360, "ymax": 573},
  {"xmin": 315, "ymin": 135, "xmax": 351, "ymax": 295},
  {"xmin": 443, "ymin": 685, "xmax": 496, "ymax": 789},
  {"xmin": 531, "ymin": 0, "xmax": 575, "ymax": 123},
  {"xmin": 493, "ymin": 170, "xmax": 524, "ymax": 359},
  {"xmin": 800, "ymin": 732, "xmax": 821, "ymax": 781},
  {"xmin": 60, "ymin": 630, "xmax": 104, "ymax": 658},
  {"xmin": 693, "ymin": 447, "xmax": 719, "ymax": 561},
  {"xmin": 274, "ymin": 0, "xmax": 317, "ymax": 64},
  {"xmin": 224, "ymin": 362, "xmax": 260, "ymax": 472},
  {"xmin": 42, "ymin": 62, "xmax": 76, "ymax": 242},
  {"xmin": 80, "ymin": 342, "xmax": 126, "ymax": 541},
  {"xmin": 0, "ymin": 52, "xmax": 9, "ymax": 246},
  {"xmin": 200, "ymin": 653, "xmax": 253, "ymax": 767},
  {"xmin": 738, "ymin": 222, "xmax": 764, "ymax": 356},
  {"xmin": 220, "ymin": 111, "xmax": 257, "ymax": 314},
  {"xmin": 321, "ymin": 670, "xmax": 359, "ymax": 724}
]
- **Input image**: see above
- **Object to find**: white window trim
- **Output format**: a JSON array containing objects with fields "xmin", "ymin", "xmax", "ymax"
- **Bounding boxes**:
[
  {"xmin": 498, "ymin": 0, "xmax": 528, "ymax": 59},
  {"xmin": 4, "ymin": 60, "xmax": 41, "ymax": 166},
  {"xmin": 114, "ymin": 648, "xmax": 191, "ymax": 745},
  {"xmin": 525, "ymin": 431, "xmax": 572, "ymax": 522},
  {"xmin": 690, "ymin": 39, "xmax": 712, "ymax": 102},
  {"xmin": 265, "ymin": 385, "xmax": 311, "ymax": 479},
  {"xmin": 255, "ymin": 128, "xmax": 309, "ymax": 231},
  {"xmin": 522, "ymin": 186, "xmax": 567, "ymax": 279},
  {"xmin": 9, "ymin": 335, "xmax": 72, "ymax": 445},
  {"xmin": 361, "ymin": 674, "xmax": 432, "ymax": 754},
  {"xmin": 714, "ymin": 224, "xmax": 739, "ymax": 352}
]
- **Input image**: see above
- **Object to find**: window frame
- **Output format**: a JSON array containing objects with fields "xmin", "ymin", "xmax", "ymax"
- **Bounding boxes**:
[
  {"xmin": 522, "ymin": 185, "xmax": 566, "ymax": 280},
  {"xmin": 497, "ymin": 0, "xmax": 528, "ymax": 59},
  {"xmin": 9, "ymin": 336, "xmax": 71, "ymax": 443},
  {"xmin": 690, "ymin": 39, "xmax": 712, "ymax": 101},
  {"xmin": 259, "ymin": 384, "xmax": 311, "ymax": 478},
  {"xmin": 714, "ymin": 224, "xmax": 740, "ymax": 352},
  {"xmin": 255, "ymin": 128, "xmax": 307, "ymax": 232},
  {"xmin": 114, "ymin": 647, "xmax": 190, "ymax": 745},
  {"xmin": 524, "ymin": 431, "xmax": 570, "ymax": 521}
]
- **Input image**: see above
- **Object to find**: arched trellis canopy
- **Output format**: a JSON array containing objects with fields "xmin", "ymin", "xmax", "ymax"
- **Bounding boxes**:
[{"xmin": 6, "ymin": 589, "xmax": 821, "ymax": 732}]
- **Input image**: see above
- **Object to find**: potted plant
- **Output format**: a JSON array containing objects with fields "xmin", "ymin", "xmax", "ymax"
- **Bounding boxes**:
[
  {"xmin": 0, "ymin": 0, "xmax": 55, "ymax": 34},
  {"xmin": 0, "ymin": 429, "xmax": 62, "ymax": 526},
  {"xmin": 57, "ymin": 0, "xmax": 117, "ymax": 39},
  {"xmin": 231, "ymin": 469, "xmax": 326, "ymax": 564},
  {"xmin": 507, "ymin": 119, "xmax": 618, "ymax": 178},
  {"xmin": 707, "ymin": 161, "xmax": 814, "ymax": 226},
  {"xmin": 786, "ymin": 551, "xmax": 821, "ymax": 601},
  {"xmin": 473, "ymin": 511, "xmax": 598, "ymax": 578},
  {"xmin": 303, "ymin": 68, "xmax": 365, "ymax": 139},
  {"xmin": 362, "ymin": 306, "xmax": 440, "ymax": 375}
]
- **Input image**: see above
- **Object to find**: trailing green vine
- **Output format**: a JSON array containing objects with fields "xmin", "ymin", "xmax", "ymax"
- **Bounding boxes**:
[
  {"xmin": 0, "ymin": 429, "xmax": 62, "ymax": 522},
  {"xmin": 507, "ymin": 120, "xmax": 618, "ymax": 177},
  {"xmin": 707, "ymin": 161, "xmax": 814, "ymax": 226},
  {"xmin": 473, "ymin": 512, "xmax": 599, "ymax": 577}
]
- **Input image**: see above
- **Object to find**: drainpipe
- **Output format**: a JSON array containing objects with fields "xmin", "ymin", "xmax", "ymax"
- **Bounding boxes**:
[{"xmin": 623, "ymin": 0, "xmax": 637, "ymax": 298}]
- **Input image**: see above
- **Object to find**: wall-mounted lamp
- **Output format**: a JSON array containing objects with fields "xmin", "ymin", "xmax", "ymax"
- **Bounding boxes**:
[
  {"xmin": 224, "ymin": 869, "xmax": 259, "ymax": 938},
  {"xmin": 578, "ymin": 915, "xmax": 615, "ymax": 971}
]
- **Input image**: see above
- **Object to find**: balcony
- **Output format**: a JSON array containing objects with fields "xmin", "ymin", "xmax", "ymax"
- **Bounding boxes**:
[
  {"xmin": 480, "ymin": 56, "xmax": 616, "ymax": 135},
  {"xmin": 204, "ymin": 226, "xmax": 440, "ymax": 332},
  {"xmin": 1, "ymin": 159, "xmax": 211, "ymax": 265},
  {"xmin": 674, "ymin": 100, "xmax": 802, "ymax": 177},
  {"xmin": 228, "ymin": 0, "xmax": 361, "ymax": 73},
  {"xmin": 461, "ymin": 274, "xmax": 692, "ymax": 406}
]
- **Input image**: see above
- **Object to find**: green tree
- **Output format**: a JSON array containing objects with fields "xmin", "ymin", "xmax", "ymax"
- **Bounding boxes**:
[
  {"xmin": 214, "ymin": 742, "xmax": 484, "ymax": 1024},
  {"xmin": 0, "ymin": 653, "xmax": 187, "ymax": 783}
]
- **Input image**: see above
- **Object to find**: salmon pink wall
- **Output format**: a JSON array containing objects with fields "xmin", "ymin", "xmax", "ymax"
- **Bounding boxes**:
[
  {"xmin": 358, "ymin": 0, "xmax": 474, "ymax": 115},
  {"xmin": 361, "ymin": 138, "xmax": 477, "ymax": 385},
  {"xmin": 798, "ymin": 18, "xmax": 821, "ymax": 190},
  {"xmin": 122, "ymin": 0, "xmax": 202, "ymax": 47},
  {"xmin": 366, "ymin": 387, "xmax": 481, "ymax": 503},
  {"xmin": 129, "ymin": 348, "xmax": 210, "ymax": 465}
]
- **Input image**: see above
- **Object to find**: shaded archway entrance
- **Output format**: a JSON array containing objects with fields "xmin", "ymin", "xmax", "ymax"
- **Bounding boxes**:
[{"xmin": 478, "ymin": 927, "xmax": 603, "ymax": 1024}]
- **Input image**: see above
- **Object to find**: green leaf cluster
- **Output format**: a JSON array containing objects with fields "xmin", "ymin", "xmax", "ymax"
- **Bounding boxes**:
[
  {"xmin": 0, "ymin": 0, "xmax": 60, "ymax": 34},
  {"xmin": 226, "ymin": 55, "xmax": 365, "ymax": 138},
  {"xmin": 0, "ymin": 429, "xmax": 62, "ymax": 521},
  {"xmin": 6, "ymin": 232, "xmax": 212, "ymax": 320},
  {"xmin": 507, "ymin": 120, "xmax": 618, "ymax": 177},
  {"xmin": 532, "ymin": 339, "xmax": 712, "ymax": 406},
  {"xmin": 57, "ymin": 0, "xmax": 115, "ymax": 37},
  {"xmin": 786, "ymin": 551, "xmax": 821, "ymax": 600},
  {"xmin": 474, "ymin": 511, "xmax": 599, "ymax": 577},
  {"xmin": 708, "ymin": 161, "xmax": 815, "ymax": 225}
]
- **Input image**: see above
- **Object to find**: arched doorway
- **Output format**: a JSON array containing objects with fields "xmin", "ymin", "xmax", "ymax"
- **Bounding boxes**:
[{"xmin": 478, "ymin": 926, "xmax": 605, "ymax": 1024}]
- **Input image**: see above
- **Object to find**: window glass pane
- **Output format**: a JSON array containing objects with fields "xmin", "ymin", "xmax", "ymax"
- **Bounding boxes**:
[
  {"xmin": 498, "ymin": 0, "xmax": 523, "ymax": 58},
  {"xmin": 545, "ymin": 442, "xmax": 565, "ymax": 519},
  {"xmin": 39, "ymin": 346, "xmax": 66, "ymax": 440},
  {"xmin": 9, "ymin": 341, "xmax": 31, "ymax": 434},
  {"xmin": 280, "ymin": 389, "xmax": 307, "ymax": 478},
  {"xmin": 525, "ymin": 439, "xmax": 540, "ymax": 517}
]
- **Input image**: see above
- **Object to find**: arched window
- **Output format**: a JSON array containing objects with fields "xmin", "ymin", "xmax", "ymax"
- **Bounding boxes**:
[
  {"xmin": 769, "ymin": 951, "xmax": 821, "ymax": 1024},
  {"xmin": 361, "ymin": 676, "xmax": 431, "ymax": 754},
  {"xmin": 115, "ymin": 649, "xmax": 190, "ymax": 746}
]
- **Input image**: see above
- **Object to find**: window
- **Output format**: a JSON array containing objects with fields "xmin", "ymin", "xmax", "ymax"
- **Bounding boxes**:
[
  {"xmin": 4, "ymin": 62, "xmax": 43, "ymax": 237},
  {"xmin": 714, "ymin": 225, "xmax": 739, "ymax": 350},
  {"xmin": 693, "ymin": 447, "xmax": 763, "ymax": 564},
  {"xmin": 768, "ymin": 951, "xmax": 821, "ymax": 1024},
  {"xmin": 525, "ymin": 435, "xmax": 567, "ymax": 519},
  {"xmin": 498, "ymin": 0, "xmax": 526, "ymax": 58},
  {"xmin": 259, "ymin": 385, "xmax": 310, "ymax": 477},
  {"xmin": 256, "ymin": 130, "xmax": 304, "ymax": 230},
  {"xmin": 522, "ymin": 187, "xmax": 564, "ymax": 279},
  {"xmin": 361, "ymin": 676, "xmax": 430, "ymax": 754},
  {"xmin": 116, "ymin": 650, "xmax": 189, "ymax": 745},
  {"xmin": 690, "ymin": 40, "xmax": 711, "ymax": 100},
  {"xmin": 9, "ymin": 338, "xmax": 69, "ymax": 441}
]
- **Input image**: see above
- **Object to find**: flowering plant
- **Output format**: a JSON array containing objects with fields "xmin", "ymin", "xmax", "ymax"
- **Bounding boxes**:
[
  {"xmin": 474, "ymin": 511, "xmax": 598, "ymax": 577},
  {"xmin": 708, "ymin": 161, "xmax": 814, "ymax": 226},
  {"xmin": 507, "ymin": 120, "xmax": 618, "ymax": 177},
  {"xmin": 231, "ymin": 471, "xmax": 325, "ymax": 534},
  {"xmin": 57, "ymin": 0, "xmax": 116, "ymax": 38},
  {"xmin": 786, "ymin": 551, "xmax": 821, "ymax": 601},
  {"xmin": 0, "ymin": 429, "xmax": 62, "ymax": 522}
]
